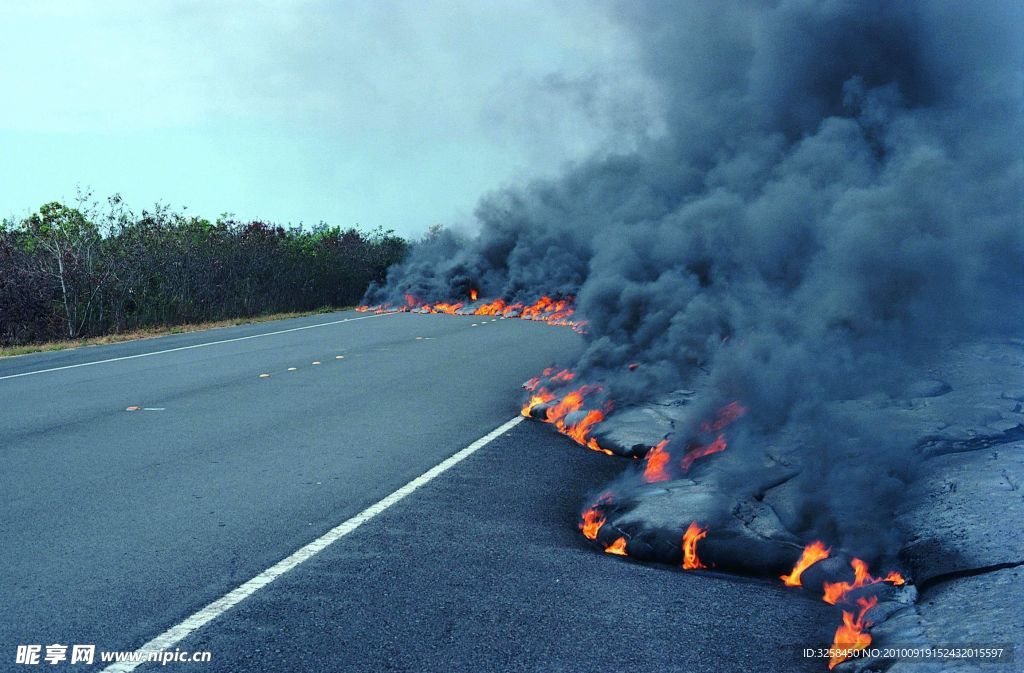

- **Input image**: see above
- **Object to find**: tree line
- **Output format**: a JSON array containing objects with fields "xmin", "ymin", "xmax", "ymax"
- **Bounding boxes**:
[{"xmin": 0, "ymin": 194, "xmax": 408, "ymax": 346}]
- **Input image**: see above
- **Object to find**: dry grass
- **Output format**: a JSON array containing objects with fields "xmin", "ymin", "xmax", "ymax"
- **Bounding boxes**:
[{"xmin": 0, "ymin": 307, "xmax": 350, "ymax": 359}]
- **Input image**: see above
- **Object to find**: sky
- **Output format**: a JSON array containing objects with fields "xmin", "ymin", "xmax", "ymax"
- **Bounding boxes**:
[{"xmin": 0, "ymin": 0, "xmax": 660, "ymax": 237}]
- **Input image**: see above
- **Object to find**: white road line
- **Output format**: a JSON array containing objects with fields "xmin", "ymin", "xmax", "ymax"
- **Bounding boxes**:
[
  {"xmin": 101, "ymin": 415, "xmax": 523, "ymax": 673},
  {"xmin": 0, "ymin": 312, "xmax": 396, "ymax": 382}
]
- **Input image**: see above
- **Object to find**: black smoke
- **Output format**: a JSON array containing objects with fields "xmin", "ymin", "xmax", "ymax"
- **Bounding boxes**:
[{"xmin": 365, "ymin": 1, "xmax": 1023, "ymax": 559}]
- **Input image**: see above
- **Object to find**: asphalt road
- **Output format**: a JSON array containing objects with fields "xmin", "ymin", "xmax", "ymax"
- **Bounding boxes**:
[{"xmin": 1, "ymin": 309, "xmax": 835, "ymax": 672}]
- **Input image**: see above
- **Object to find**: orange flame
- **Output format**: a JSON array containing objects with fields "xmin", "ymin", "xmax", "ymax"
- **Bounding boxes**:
[
  {"xmin": 682, "ymin": 521, "xmax": 708, "ymax": 570},
  {"xmin": 823, "ymin": 558, "xmax": 906, "ymax": 605},
  {"xmin": 474, "ymin": 298, "xmax": 509, "ymax": 316},
  {"xmin": 680, "ymin": 434, "xmax": 727, "ymax": 471},
  {"xmin": 672, "ymin": 401, "xmax": 748, "ymax": 472},
  {"xmin": 605, "ymin": 537, "xmax": 628, "ymax": 556},
  {"xmin": 548, "ymin": 369, "xmax": 575, "ymax": 384},
  {"xmin": 579, "ymin": 508, "xmax": 606, "ymax": 541},
  {"xmin": 885, "ymin": 571, "xmax": 906, "ymax": 585},
  {"xmin": 551, "ymin": 389, "xmax": 614, "ymax": 456},
  {"xmin": 828, "ymin": 596, "xmax": 878, "ymax": 669},
  {"xmin": 781, "ymin": 541, "xmax": 831, "ymax": 587},
  {"xmin": 520, "ymin": 373, "xmax": 615, "ymax": 454},
  {"xmin": 521, "ymin": 390, "xmax": 555, "ymax": 417},
  {"xmin": 431, "ymin": 302, "xmax": 463, "ymax": 315},
  {"xmin": 561, "ymin": 409, "xmax": 607, "ymax": 451},
  {"xmin": 524, "ymin": 367, "xmax": 572, "ymax": 392},
  {"xmin": 358, "ymin": 294, "xmax": 584, "ymax": 330},
  {"xmin": 700, "ymin": 401, "xmax": 748, "ymax": 433},
  {"xmin": 642, "ymin": 439, "xmax": 672, "ymax": 483},
  {"xmin": 520, "ymin": 296, "xmax": 574, "ymax": 322},
  {"xmin": 544, "ymin": 388, "xmax": 587, "ymax": 421}
]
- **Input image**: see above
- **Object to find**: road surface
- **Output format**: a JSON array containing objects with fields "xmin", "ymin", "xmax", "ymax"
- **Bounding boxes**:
[{"xmin": 1, "ymin": 310, "xmax": 835, "ymax": 671}]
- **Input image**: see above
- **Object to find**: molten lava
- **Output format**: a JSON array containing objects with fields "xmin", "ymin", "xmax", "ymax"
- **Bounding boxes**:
[
  {"xmin": 682, "ymin": 521, "xmax": 708, "ymax": 570},
  {"xmin": 524, "ymin": 367, "xmax": 574, "ymax": 392},
  {"xmin": 700, "ymin": 401, "xmax": 748, "ymax": 433},
  {"xmin": 520, "ymin": 295, "xmax": 574, "ymax": 322},
  {"xmin": 823, "ymin": 558, "xmax": 905, "ymax": 605},
  {"xmin": 642, "ymin": 439, "xmax": 672, "ymax": 483},
  {"xmin": 544, "ymin": 387, "xmax": 592, "ymax": 421},
  {"xmin": 767, "ymin": 550, "xmax": 906, "ymax": 669},
  {"xmin": 430, "ymin": 302, "xmax": 463, "ymax": 314},
  {"xmin": 781, "ymin": 541, "xmax": 831, "ymax": 587},
  {"xmin": 680, "ymin": 434, "xmax": 728, "ymax": 471},
  {"xmin": 474, "ymin": 298, "xmax": 508, "ymax": 316},
  {"xmin": 579, "ymin": 508, "xmax": 606, "ymax": 541},
  {"xmin": 828, "ymin": 596, "xmax": 878, "ymax": 669},
  {"xmin": 675, "ymin": 401, "xmax": 748, "ymax": 472},
  {"xmin": 605, "ymin": 537, "xmax": 628, "ymax": 556},
  {"xmin": 521, "ymin": 390, "xmax": 556, "ymax": 417},
  {"xmin": 359, "ymin": 293, "xmax": 585, "ymax": 331},
  {"xmin": 518, "ymin": 373, "xmax": 615, "ymax": 455},
  {"xmin": 561, "ymin": 409, "xmax": 609, "ymax": 454}
]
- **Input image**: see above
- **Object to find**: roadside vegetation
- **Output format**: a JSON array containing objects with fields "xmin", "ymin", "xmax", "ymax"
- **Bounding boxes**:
[
  {"xmin": 0, "ymin": 193, "xmax": 408, "ymax": 349},
  {"xmin": 0, "ymin": 309, "xmax": 347, "ymax": 358}
]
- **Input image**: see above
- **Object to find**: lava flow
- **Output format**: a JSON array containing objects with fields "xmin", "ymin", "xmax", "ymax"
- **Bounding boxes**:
[
  {"xmin": 579, "ymin": 494, "xmax": 630, "ymax": 556},
  {"xmin": 681, "ymin": 521, "xmax": 708, "ymax": 570},
  {"xmin": 524, "ymin": 367, "xmax": 574, "ymax": 391},
  {"xmin": 605, "ymin": 537, "xmax": 628, "ymax": 556},
  {"xmin": 639, "ymin": 401, "xmax": 748, "ymax": 483},
  {"xmin": 357, "ymin": 293, "xmax": 586, "ymax": 332},
  {"xmin": 780, "ymin": 540, "xmax": 831, "ymax": 587},
  {"xmin": 682, "ymin": 402, "xmax": 747, "ymax": 469},
  {"xmin": 779, "ymin": 543, "xmax": 906, "ymax": 668},
  {"xmin": 829, "ymin": 597, "xmax": 878, "ymax": 670},
  {"xmin": 521, "ymin": 389, "xmax": 556, "ymax": 417},
  {"xmin": 679, "ymin": 434, "xmax": 728, "ymax": 471},
  {"xmin": 700, "ymin": 401, "xmax": 747, "ymax": 432},
  {"xmin": 579, "ymin": 508, "xmax": 606, "ymax": 541},
  {"xmin": 822, "ymin": 558, "xmax": 905, "ymax": 605},
  {"xmin": 641, "ymin": 439, "xmax": 671, "ymax": 482},
  {"xmin": 541, "ymin": 378, "xmax": 896, "ymax": 671},
  {"xmin": 520, "ymin": 370, "xmax": 614, "ymax": 455}
]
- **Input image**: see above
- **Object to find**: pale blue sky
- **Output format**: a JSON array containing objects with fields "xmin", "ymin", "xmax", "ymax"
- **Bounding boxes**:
[{"xmin": 0, "ymin": 0, "xmax": 659, "ymax": 236}]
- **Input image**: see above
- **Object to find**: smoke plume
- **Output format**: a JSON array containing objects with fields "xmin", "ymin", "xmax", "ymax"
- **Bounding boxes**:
[{"xmin": 365, "ymin": 1, "xmax": 1023, "ymax": 559}]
